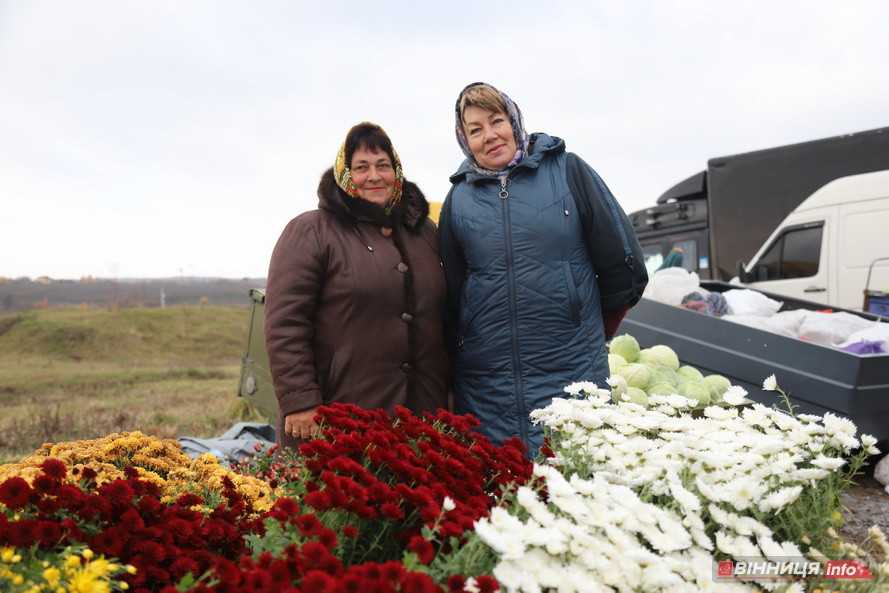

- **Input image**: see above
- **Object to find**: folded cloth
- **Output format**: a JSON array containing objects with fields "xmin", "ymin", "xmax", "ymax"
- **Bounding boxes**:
[
  {"xmin": 681, "ymin": 291, "xmax": 730, "ymax": 317},
  {"xmin": 839, "ymin": 340, "xmax": 887, "ymax": 355}
]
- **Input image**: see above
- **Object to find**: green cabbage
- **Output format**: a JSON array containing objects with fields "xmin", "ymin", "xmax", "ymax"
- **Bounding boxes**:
[
  {"xmin": 639, "ymin": 345, "xmax": 680, "ymax": 370},
  {"xmin": 609, "ymin": 375, "xmax": 628, "ymax": 403},
  {"xmin": 679, "ymin": 381, "xmax": 711, "ymax": 405},
  {"xmin": 616, "ymin": 363, "xmax": 651, "ymax": 390},
  {"xmin": 649, "ymin": 366, "xmax": 680, "ymax": 387},
  {"xmin": 647, "ymin": 382, "xmax": 678, "ymax": 396},
  {"xmin": 608, "ymin": 353, "xmax": 628, "ymax": 375},
  {"xmin": 609, "ymin": 334, "xmax": 640, "ymax": 363},
  {"xmin": 703, "ymin": 374, "xmax": 732, "ymax": 401},
  {"xmin": 623, "ymin": 387, "xmax": 649, "ymax": 406},
  {"xmin": 677, "ymin": 365, "xmax": 704, "ymax": 382}
]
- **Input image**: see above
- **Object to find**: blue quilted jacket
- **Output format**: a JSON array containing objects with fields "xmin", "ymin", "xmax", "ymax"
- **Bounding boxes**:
[{"xmin": 439, "ymin": 133, "xmax": 646, "ymax": 455}]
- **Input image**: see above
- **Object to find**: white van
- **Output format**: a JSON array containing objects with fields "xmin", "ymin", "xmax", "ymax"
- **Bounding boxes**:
[{"xmin": 738, "ymin": 169, "xmax": 889, "ymax": 311}]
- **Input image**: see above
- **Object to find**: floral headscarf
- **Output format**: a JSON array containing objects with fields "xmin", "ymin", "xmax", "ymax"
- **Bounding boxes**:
[
  {"xmin": 454, "ymin": 82, "xmax": 530, "ymax": 177},
  {"xmin": 333, "ymin": 124, "xmax": 405, "ymax": 213}
]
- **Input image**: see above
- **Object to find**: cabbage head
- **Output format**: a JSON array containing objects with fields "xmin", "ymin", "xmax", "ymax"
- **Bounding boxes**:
[
  {"xmin": 677, "ymin": 365, "xmax": 704, "ymax": 382},
  {"xmin": 639, "ymin": 345, "xmax": 680, "ymax": 370},
  {"xmin": 608, "ymin": 353, "xmax": 628, "ymax": 375},
  {"xmin": 680, "ymin": 381, "xmax": 711, "ymax": 405},
  {"xmin": 703, "ymin": 374, "xmax": 732, "ymax": 401},
  {"xmin": 623, "ymin": 387, "xmax": 649, "ymax": 406},
  {"xmin": 616, "ymin": 363, "xmax": 651, "ymax": 390},
  {"xmin": 649, "ymin": 366, "xmax": 679, "ymax": 387},
  {"xmin": 609, "ymin": 334, "xmax": 640, "ymax": 363},
  {"xmin": 648, "ymin": 382, "xmax": 678, "ymax": 396}
]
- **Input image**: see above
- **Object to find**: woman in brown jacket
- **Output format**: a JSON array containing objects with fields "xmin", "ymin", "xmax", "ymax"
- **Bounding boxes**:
[{"xmin": 264, "ymin": 122, "xmax": 449, "ymax": 448}]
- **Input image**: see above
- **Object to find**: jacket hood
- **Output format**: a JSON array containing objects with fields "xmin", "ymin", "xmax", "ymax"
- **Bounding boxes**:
[
  {"xmin": 449, "ymin": 133, "xmax": 565, "ymax": 184},
  {"xmin": 317, "ymin": 168, "xmax": 430, "ymax": 231}
]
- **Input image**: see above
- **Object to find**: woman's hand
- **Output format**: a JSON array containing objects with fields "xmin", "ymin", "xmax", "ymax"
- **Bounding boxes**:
[{"xmin": 284, "ymin": 408, "xmax": 319, "ymax": 440}]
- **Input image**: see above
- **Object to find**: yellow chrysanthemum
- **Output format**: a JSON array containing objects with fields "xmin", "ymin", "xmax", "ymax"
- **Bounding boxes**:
[
  {"xmin": 43, "ymin": 566, "xmax": 62, "ymax": 586},
  {"xmin": 68, "ymin": 569, "xmax": 110, "ymax": 593},
  {"xmin": 0, "ymin": 432, "xmax": 273, "ymax": 513}
]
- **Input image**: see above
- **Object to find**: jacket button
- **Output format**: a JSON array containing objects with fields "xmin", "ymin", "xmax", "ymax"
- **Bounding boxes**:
[
  {"xmin": 367, "ymin": 245, "xmax": 374, "ymax": 252},
  {"xmin": 396, "ymin": 262, "xmax": 409, "ymax": 273},
  {"xmin": 401, "ymin": 362, "xmax": 413, "ymax": 373},
  {"xmin": 457, "ymin": 337, "xmax": 464, "ymax": 349},
  {"xmin": 401, "ymin": 312, "xmax": 414, "ymax": 323}
]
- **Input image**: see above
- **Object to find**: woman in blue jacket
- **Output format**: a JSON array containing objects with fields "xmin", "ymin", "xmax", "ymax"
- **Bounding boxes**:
[{"xmin": 439, "ymin": 82, "xmax": 648, "ymax": 456}]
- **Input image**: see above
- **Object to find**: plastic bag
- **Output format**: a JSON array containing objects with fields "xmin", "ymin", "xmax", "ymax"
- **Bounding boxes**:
[
  {"xmin": 643, "ymin": 268, "xmax": 701, "ymax": 306},
  {"xmin": 797, "ymin": 311, "xmax": 874, "ymax": 346},
  {"xmin": 767, "ymin": 310, "xmax": 810, "ymax": 337},
  {"xmin": 722, "ymin": 289, "xmax": 783, "ymax": 317},
  {"xmin": 722, "ymin": 314, "xmax": 797, "ymax": 338}
]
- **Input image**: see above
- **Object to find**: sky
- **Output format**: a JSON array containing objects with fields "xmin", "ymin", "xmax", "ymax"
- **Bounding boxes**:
[{"xmin": 1, "ymin": 0, "xmax": 887, "ymax": 279}]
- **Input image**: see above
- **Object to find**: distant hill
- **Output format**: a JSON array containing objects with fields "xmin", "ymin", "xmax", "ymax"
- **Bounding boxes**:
[
  {"xmin": 0, "ymin": 277, "xmax": 265, "ymax": 312},
  {"xmin": 0, "ymin": 305, "xmax": 248, "ymax": 365}
]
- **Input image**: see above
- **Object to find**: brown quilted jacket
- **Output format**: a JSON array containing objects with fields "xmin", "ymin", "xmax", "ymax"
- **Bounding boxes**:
[{"xmin": 265, "ymin": 169, "xmax": 449, "ymax": 448}]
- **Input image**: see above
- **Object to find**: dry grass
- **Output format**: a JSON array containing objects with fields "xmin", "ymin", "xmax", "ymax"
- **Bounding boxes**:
[{"xmin": 0, "ymin": 305, "xmax": 261, "ymax": 463}]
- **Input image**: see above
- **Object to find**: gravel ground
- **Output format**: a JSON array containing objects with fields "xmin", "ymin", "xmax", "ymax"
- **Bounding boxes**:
[{"xmin": 840, "ymin": 475, "xmax": 889, "ymax": 543}]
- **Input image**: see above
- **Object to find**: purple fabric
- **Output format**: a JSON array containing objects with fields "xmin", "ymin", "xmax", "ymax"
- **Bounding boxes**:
[{"xmin": 840, "ymin": 340, "xmax": 887, "ymax": 354}]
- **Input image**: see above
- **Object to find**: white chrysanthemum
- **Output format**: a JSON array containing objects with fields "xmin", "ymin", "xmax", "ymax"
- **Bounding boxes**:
[
  {"xmin": 793, "ymin": 467, "xmax": 831, "ymax": 481},
  {"xmin": 703, "ymin": 406, "xmax": 738, "ymax": 421},
  {"xmin": 762, "ymin": 374, "xmax": 778, "ymax": 391},
  {"xmin": 810, "ymin": 455, "xmax": 846, "ymax": 471},
  {"xmin": 722, "ymin": 385, "xmax": 748, "ymax": 405},
  {"xmin": 822, "ymin": 412, "xmax": 857, "ymax": 436},
  {"xmin": 442, "ymin": 496, "xmax": 456, "ymax": 512},
  {"xmin": 758, "ymin": 486, "xmax": 803, "ymax": 513},
  {"xmin": 861, "ymin": 434, "xmax": 882, "ymax": 456},
  {"xmin": 463, "ymin": 576, "xmax": 480, "ymax": 593},
  {"xmin": 564, "ymin": 381, "xmax": 600, "ymax": 396},
  {"xmin": 726, "ymin": 477, "xmax": 766, "ymax": 511},
  {"xmin": 829, "ymin": 432, "xmax": 861, "ymax": 451}
]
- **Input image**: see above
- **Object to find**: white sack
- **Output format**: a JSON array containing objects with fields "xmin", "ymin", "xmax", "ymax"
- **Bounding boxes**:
[
  {"xmin": 723, "ymin": 289, "xmax": 783, "ymax": 317},
  {"xmin": 643, "ymin": 268, "xmax": 701, "ymax": 307},
  {"xmin": 797, "ymin": 311, "xmax": 875, "ymax": 346},
  {"xmin": 721, "ymin": 314, "xmax": 797, "ymax": 338}
]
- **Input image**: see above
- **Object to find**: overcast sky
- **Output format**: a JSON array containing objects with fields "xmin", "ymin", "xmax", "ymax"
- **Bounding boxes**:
[{"xmin": 2, "ymin": 0, "xmax": 887, "ymax": 279}]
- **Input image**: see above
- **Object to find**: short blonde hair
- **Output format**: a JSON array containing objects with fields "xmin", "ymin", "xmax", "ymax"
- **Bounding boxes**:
[{"xmin": 459, "ymin": 84, "xmax": 508, "ymax": 123}]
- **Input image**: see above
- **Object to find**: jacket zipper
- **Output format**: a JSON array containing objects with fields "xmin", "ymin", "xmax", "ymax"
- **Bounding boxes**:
[{"xmin": 499, "ymin": 175, "xmax": 529, "ymax": 446}]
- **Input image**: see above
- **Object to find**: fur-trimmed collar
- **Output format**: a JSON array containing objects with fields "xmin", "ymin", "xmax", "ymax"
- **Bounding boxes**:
[{"xmin": 317, "ymin": 168, "xmax": 430, "ymax": 232}]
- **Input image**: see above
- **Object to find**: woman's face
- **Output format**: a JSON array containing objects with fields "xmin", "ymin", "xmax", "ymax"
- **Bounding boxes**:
[
  {"xmin": 462, "ymin": 105, "xmax": 517, "ymax": 171},
  {"xmin": 350, "ymin": 146, "xmax": 396, "ymax": 205}
]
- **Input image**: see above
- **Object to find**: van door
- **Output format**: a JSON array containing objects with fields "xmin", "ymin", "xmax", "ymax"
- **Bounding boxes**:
[
  {"xmin": 837, "ymin": 197, "xmax": 889, "ymax": 310},
  {"xmin": 744, "ymin": 214, "xmax": 832, "ymax": 305}
]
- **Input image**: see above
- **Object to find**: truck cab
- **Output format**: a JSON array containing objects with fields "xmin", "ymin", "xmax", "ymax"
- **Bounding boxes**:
[
  {"xmin": 630, "ymin": 171, "xmax": 712, "ymax": 278},
  {"xmin": 738, "ymin": 170, "xmax": 889, "ymax": 311}
]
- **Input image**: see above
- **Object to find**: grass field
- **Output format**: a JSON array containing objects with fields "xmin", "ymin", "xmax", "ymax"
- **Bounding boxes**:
[{"xmin": 0, "ymin": 305, "xmax": 262, "ymax": 463}]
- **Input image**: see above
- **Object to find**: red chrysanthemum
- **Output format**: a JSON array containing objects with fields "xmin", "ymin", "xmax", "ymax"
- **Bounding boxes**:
[
  {"xmin": 0, "ymin": 477, "xmax": 33, "ymax": 509},
  {"xmin": 407, "ymin": 535, "xmax": 435, "ymax": 565},
  {"xmin": 40, "ymin": 458, "xmax": 67, "ymax": 480},
  {"xmin": 342, "ymin": 525, "xmax": 358, "ymax": 539},
  {"xmin": 475, "ymin": 575, "xmax": 500, "ymax": 593},
  {"xmin": 447, "ymin": 574, "xmax": 466, "ymax": 592},
  {"xmin": 301, "ymin": 570, "xmax": 335, "ymax": 593}
]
